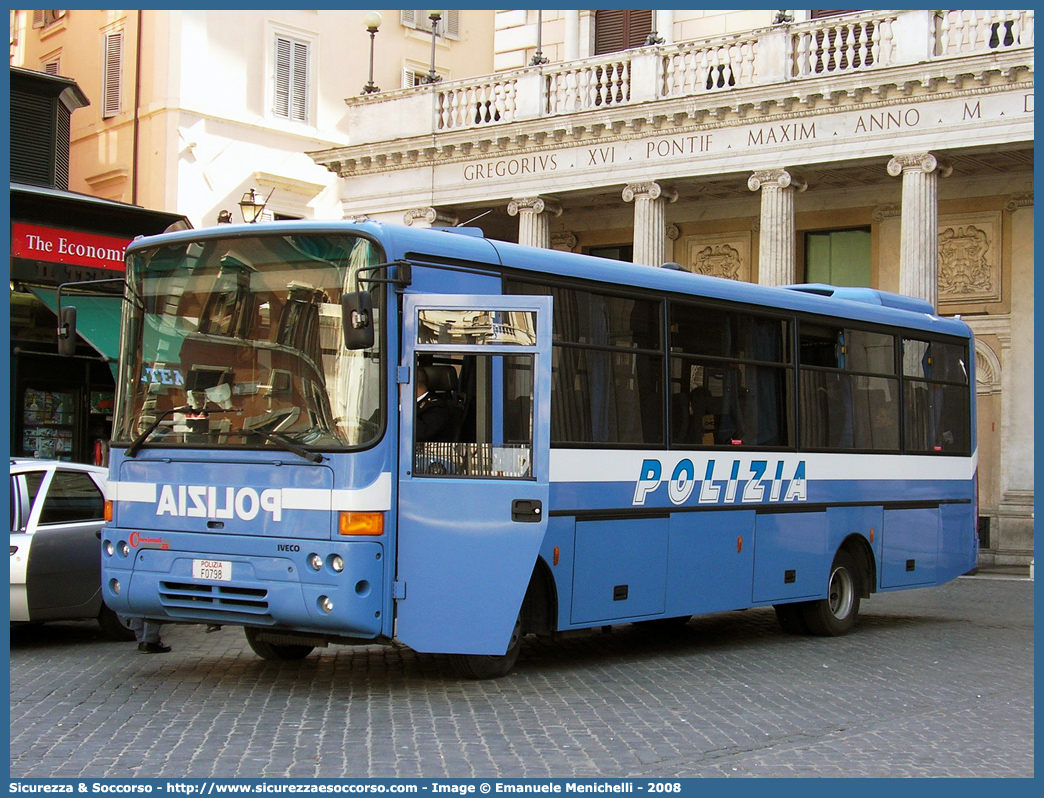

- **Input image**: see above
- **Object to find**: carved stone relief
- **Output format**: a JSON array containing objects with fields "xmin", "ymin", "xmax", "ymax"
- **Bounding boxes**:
[
  {"xmin": 937, "ymin": 211, "xmax": 1002, "ymax": 305},
  {"xmin": 974, "ymin": 338, "xmax": 1002, "ymax": 396},
  {"xmin": 681, "ymin": 232, "xmax": 751, "ymax": 281}
]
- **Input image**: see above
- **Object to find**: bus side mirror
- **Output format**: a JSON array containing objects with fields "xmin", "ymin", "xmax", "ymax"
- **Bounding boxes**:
[
  {"xmin": 341, "ymin": 291, "xmax": 374, "ymax": 350},
  {"xmin": 57, "ymin": 306, "xmax": 77, "ymax": 356}
]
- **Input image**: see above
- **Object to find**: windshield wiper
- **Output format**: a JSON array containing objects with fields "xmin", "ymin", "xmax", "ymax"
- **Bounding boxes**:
[
  {"xmin": 124, "ymin": 406, "xmax": 191, "ymax": 458},
  {"xmin": 244, "ymin": 428, "xmax": 324, "ymax": 464}
]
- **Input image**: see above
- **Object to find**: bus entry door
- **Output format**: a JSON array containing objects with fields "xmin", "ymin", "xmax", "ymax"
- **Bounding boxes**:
[{"xmin": 396, "ymin": 294, "xmax": 552, "ymax": 656}]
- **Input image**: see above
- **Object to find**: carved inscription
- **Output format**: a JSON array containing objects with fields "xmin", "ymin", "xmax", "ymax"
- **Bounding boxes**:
[
  {"xmin": 442, "ymin": 90, "xmax": 1030, "ymax": 185},
  {"xmin": 747, "ymin": 123, "xmax": 816, "ymax": 146},
  {"xmin": 463, "ymin": 154, "xmax": 558, "ymax": 181},
  {"xmin": 854, "ymin": 108, "xmax": 921, "ymax": 133}
]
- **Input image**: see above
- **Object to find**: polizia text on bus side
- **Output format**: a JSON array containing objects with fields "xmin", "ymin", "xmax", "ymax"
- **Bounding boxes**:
[{"xmin": 89, "ymin": 219, "xmax": 977, "ymax": 678}]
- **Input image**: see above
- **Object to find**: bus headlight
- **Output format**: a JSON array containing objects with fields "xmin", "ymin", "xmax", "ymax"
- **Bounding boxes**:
[
  {"xmin": 119, "ymin": 541, "xmax": 130, "ymax": 558},
  {"xmin": 110, "ymin": 579, "xmax": 121, "ymax": 595},
  {"xmin": 319, "ymin": 596, "xmax": 334, "ymax": 614},
  {"xmin": 309, "ymin": 553, "xmax": 323, "ymax": 571},
  {"xmin": 104, "ymin": 541, "xmax": 114, "ymax": 557},
  {"xmin": 329, "ymin": 555, "xmax": 344, "ymax": 573}
]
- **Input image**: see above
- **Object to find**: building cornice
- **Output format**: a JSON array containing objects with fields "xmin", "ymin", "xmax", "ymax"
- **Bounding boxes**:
[{"xmin": 311, "ymin": 50, "xmax": 1033, "ymax": 179}]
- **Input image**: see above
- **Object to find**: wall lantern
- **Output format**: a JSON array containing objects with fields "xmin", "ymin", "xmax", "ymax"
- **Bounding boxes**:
[{"xmin": 238, "ymin": 188, "xmax": 270, "ymax": 223}]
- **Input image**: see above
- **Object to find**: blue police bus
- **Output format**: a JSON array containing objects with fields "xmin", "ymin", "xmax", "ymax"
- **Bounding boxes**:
[{"xmin": 99, "ymin": 221, "xmax": 977, "ymax": 678}]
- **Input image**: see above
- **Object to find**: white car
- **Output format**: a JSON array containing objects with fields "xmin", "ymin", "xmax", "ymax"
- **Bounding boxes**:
[{"xmin": 10, "ymin": 458, "xmax": 134, "ymax": 640}]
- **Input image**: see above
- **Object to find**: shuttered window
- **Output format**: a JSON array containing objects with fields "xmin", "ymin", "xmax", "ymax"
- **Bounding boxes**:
[
  {"xmin": 33, "ymin": 10, "xmax": 65, "ymax": 28},
  {"xmin": 10, "ymin": 92, "xmax": 55, "ymax": 186},
  {"xmin": 274, "ymin": 35, "xmax": 309, "ymax": 122},
  {"xmin": 401, "ymin": 10, "xmax": 461, "ymax": 39},
  {"xmin": 594, "ymin": 10, "xmax": 652, "ymax": 54},
  {"xmin": 102, "ymin": 31, "xmax": 123, "ymax": 118}
]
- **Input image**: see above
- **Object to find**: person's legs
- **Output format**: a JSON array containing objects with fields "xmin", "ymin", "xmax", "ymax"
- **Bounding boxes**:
[{"xmin": 129, "ymin": 617, "xmax": 171, "ymax": 653}]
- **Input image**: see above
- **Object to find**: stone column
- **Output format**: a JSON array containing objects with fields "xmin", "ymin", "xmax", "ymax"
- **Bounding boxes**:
[
  {"xmin": 886, "ymin": 152, "xmax": 952, "ymax": 310},
  {"xmin": 404, "ymin": 207, "xmax": 458, "ymax": 228},
  {"xmin": 995, "ymin": 193, "xmax": 1034, "ymax": 565},
  {"xmin": 747, "ymin": 168, "xmax": 806, "ymax": 286},
  {"xmin": 623, "ymin": 181, "xmax": 677, "ymax": 266},
  {"xmin": 507, "ymin": 197, "xmax": 562, "ymax": 249}
]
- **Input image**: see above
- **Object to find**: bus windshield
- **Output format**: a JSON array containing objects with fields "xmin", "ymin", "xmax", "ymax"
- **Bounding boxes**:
[{"xmin": 113, "ymin": 232, "xmax": 383, "ymax": 452}]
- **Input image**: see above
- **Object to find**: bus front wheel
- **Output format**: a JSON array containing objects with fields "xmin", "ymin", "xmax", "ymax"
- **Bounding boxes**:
[
  {"xmin": 449, "ymin": 615, "xmax": 523, "ymax": 679},
  {"xmin": 244, "ymin": 626, "xmax": 314, "ymax": 660},
  {"xmin": 801, "ymin": 550, "xmax": 861, "ymax": 636}
]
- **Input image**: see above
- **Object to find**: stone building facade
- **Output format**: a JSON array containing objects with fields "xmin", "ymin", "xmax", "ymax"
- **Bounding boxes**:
[{"xmin": 311, "ymin": 10, "xmax": 1034, "ymax": 566}]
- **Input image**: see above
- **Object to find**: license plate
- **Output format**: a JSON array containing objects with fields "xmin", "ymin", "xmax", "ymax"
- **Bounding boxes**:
[{"xmin": 192, "ymin": 559, "xmax": 232, "ymax": 582}]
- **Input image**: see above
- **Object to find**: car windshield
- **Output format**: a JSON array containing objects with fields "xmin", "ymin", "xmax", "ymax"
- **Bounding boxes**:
[{"xmin": 113, "ymin": 232, "xmax": 383, "ymax": 452}]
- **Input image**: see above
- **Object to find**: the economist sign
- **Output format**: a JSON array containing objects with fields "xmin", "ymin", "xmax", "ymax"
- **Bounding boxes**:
[{"xmin": 11, "ymin": 222, "xmax": 130, "ymax": 273}]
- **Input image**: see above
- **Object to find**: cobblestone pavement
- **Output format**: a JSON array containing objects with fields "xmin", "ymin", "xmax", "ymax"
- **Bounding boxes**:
[{"xmin": 9, "ymin": 574, "xmax": 1033, "ymax": 779}]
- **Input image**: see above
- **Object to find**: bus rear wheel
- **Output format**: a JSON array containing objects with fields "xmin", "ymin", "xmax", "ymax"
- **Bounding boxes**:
[
  {"xmin": 801, "ymin": 550, "xmax": 861, "ymax": 636},
  {"xmin": 244, "ymin": 626, "xmax": 314, "ymax": 660},
  {"xmin": 449, "ymin": 615, "xmax": 523, "ymax": 679}
]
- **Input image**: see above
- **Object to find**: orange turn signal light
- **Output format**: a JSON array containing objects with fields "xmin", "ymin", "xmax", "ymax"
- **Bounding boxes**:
[
  {"xmin": 104, "ymin": 500, "xmax": 113, "ymax": 523},
  {"xmin": 339, "ymin": 511, "xmax": 384, "ymax": 536}
]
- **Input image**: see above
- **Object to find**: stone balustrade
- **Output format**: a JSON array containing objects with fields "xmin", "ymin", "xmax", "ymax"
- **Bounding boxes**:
[{"xmin": 344, "ymin": 9, "xmax": 1034, "ymax": 144}]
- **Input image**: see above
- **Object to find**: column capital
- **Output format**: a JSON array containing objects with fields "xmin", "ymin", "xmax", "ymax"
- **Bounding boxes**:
[
  {"xmin": 622, "ymin": 181, "xmax": 678, "ymax": 203},
  {"xmin": 550, "ymin": 232, "xmax": 578, "ymax": 251},
  {"xmin": 507, "ymin": 197, "xmax": 562, "ymax": 217},
  {"xmin": 872, "ymin": 203, "xmax": 903, "ymax": 222},
  {"xmin": 403, "ymin": 207, "xmax": 458, "ymax": 227},
  {"xmin": 747, "ymin": 168, "xmax": 806, "ymax": 193},
  {"xmin": 887, "ymin": 152, "xmax": 953, "ymax": 178},
  {"xmin": 1005, "ymin": 192, "xmax": 1034, "ymax": 212}
]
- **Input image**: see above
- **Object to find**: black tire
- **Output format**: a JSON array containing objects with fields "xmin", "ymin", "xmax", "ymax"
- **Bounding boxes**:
[
  {"xmin": 244, "ymin": 626, "xmax": 314, "ymax": 660},
  {"xmin": 773, "ymin": 602, "xmax": 811, "ymax": 635},
  {"xmin": 801, "ymin": 550, "xmax": 861, "ymax": 636},
  {"xmin": 98, "ymin": 604, "xmax": 137, "ymax": 642},
  {"xmin": 450, "ymin": 615, "xmax": 524, "ymax": 679}
]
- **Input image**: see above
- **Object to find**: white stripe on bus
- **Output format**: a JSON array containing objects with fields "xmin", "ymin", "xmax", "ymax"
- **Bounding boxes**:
[
  {"xmin": 548, "ymin": 449, "xmax": 977, "ymax": 483},
  {"xmin": 109, "ymin": 472, "xmax": 392, "ymax": 512}
]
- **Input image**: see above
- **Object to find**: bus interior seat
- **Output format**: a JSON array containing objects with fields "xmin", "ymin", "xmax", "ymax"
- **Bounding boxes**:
[
  {"xmin": 505, "ymin": 395, "xmax": 532, "ymax": 443},
  {"xmin": 687, "ymin": 386, "xmax": 720, "ymax": 444},
  {"xmin": 422, "ymin": 364, "xmax": 458, "ymax": 396},
  {"xmin": 671, "ymin": 390, "xmax": 690, "ymax": 444},
  {"xmin": 421, "ymin": 364, "xmax": 466, "ymax": 441}
]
